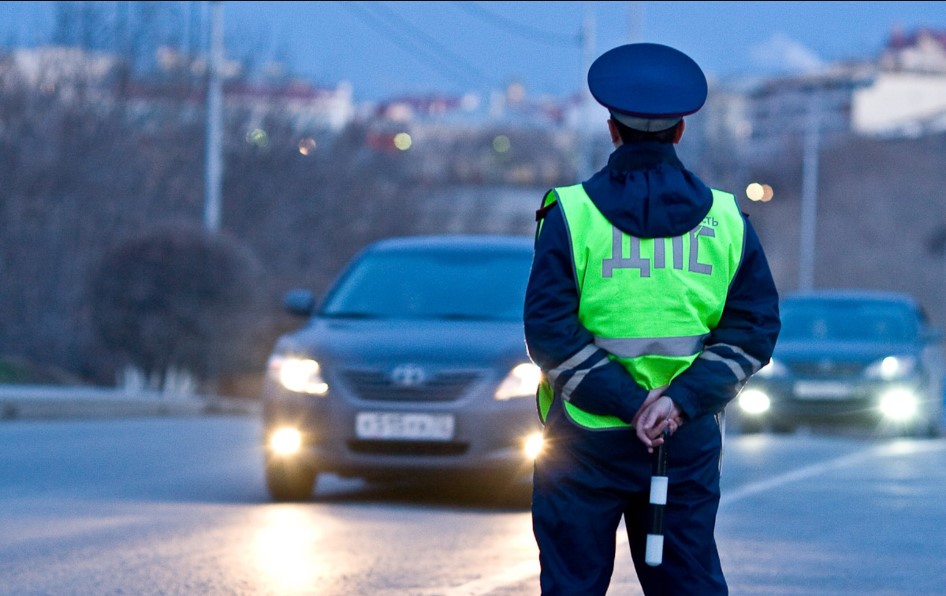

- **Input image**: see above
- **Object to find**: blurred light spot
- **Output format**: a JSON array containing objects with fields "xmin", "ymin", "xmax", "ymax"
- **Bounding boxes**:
[
  {"xmin": 270, "ymin": 427, "xmax": 302, "ymax": 455},
  {"xmin": 524, "ymin": 431, "xmax": 544, "ymax": 460},
  {"xmin": 384, "ymin": 104, "xmax": 412, "ymax": 122},
  {"xmin": 880, "ymin": 356, "xmax": 901, "ymax": 378},
  {"xmin": 746, "ymin": 182, "xmax": 764, "ymax": 202},
  {"xmin": 879, "ymin": 388, "xmax": 918, "ymax": 421},
  {"xmin": 393, "ymin": 132, "xmax": 412, "ymax": 151},
  {"xmin": 738, "ymin": 388, "xmax": 771, "ymax": 414},
  {"xmin": 460, "ymin": 93, "xmax": 481, "ymax": 111},
  {"xmin": 506, "ymin": 82, "xmax": 525, "ymax": 104},
  {"xmin": 247, "ymin": 128, "xmax": 269, "ymax": 148},
  {"xmin": 495, "ymin": 362, "xmax": 541, "ymax": 400},
  {"xmin": 761, "ymin": 184, "xmax": 774, "ymax": 201},
  {"xmin": 298, "ymin": 137, "xmax": 317, "ymax": 156},
  {"xmin": 252, "ymin": 507, "xmax": 324, "ymax": 592},
  {"xmin": 746, "ymin": 183, "xmax": 773, "ymax": 202},
  {"xmin": 493, "ymin": 135, "xmax": 511, "ymax": 153}
]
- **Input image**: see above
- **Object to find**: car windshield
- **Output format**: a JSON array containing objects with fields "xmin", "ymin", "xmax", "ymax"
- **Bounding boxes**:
[
  {"xmin": 320, "ymin": 246, "xmax": 532, "ymax": 321},
  {"xmin": 780, "ymin": 299, "xmax": 919, "ymax": 342}
]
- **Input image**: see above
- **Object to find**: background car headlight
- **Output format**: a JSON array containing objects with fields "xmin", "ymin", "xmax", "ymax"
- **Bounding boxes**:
[
  {"xmin": 495, "ymin": 362, "xmax": 542, "ymax": 400},
  {"xmin": 737, "ymin": 388, "xmax": 771, "ymax": 414},
  {"xmin": 756, "ymin": 358, "xmax": 788, "ymax": 378},
  {"xmin": 268, "ymin": 355, "xmax": 329, "ymax": 395},
  {"xmin": 864, "ymin": 355, "xmax": 918, "ymax": 380},
  {"xmin": 878, "ymin": 387, "xmax": 918, "ymax": 420}
]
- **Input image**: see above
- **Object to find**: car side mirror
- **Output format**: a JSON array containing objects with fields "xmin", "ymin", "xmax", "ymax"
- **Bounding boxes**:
[{"xmin": 283, "ymin": 289, "xmax": 317, "ymax": 317}]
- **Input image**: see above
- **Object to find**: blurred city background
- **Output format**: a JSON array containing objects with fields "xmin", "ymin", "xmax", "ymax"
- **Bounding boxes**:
[{"xmin": 2, "ymin": 1, "xmax": 946, "ymax": 400}]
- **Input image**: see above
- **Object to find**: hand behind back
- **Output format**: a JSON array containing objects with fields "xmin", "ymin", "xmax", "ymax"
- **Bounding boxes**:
[{"xmin": 633, "ymin": 386, "xmax": 683, "ymax": 453}]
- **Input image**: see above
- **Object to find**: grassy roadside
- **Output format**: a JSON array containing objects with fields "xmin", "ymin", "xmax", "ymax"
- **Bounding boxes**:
[{"xmin": 0, "ymin": 357, "xmax": 86, "ymax": 386}]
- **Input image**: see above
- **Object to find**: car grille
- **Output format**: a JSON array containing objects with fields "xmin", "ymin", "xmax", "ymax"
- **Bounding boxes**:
[
  {"xmin": 789, "ymin": 360, "xmax": 865, "ymax": 378},
  {"xmin": 339, "ymin": 369, "xmax": 481, "ymax": 402},
  {"xmin": 348, "ymin": 440, "xmax": 469, "ymax": 456}
]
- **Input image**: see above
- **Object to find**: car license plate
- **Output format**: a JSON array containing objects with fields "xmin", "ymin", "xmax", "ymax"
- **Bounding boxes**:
[
  {"xmin": 355, "ymin": 412, "xmax": 455, "ymax": 441},
  {"xmin": 793, "ymin": 380, "xmax": 853, "ymax": 400}
]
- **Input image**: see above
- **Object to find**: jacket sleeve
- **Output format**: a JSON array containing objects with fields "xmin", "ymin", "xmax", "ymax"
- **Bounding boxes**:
[
  {"xmin": 666, "ymin": 216, "xmax": 781, "ymax": 420},
  {"xmin": 524, "ymin": 201, "xmax": 649, "ymax": 423}
]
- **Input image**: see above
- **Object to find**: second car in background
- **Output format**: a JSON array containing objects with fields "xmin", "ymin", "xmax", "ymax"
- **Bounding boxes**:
[{"xmin": 735, "ymin": 290, "xmax": 945, "ymax": 437}]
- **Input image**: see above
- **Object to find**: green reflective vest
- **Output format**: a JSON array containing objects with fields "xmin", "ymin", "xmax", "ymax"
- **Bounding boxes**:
[{"xmin": 537, "ymin": 183, "xmax": 746, "ymax": 429}]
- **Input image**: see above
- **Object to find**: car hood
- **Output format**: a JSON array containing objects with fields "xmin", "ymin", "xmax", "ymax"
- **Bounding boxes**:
[
  {"xmin": 774, "ymin": 339, "xmax": 922, "ymax": 363},
  {"xmin": 274, "ymin": 317, "xmax": 529, "ymax": 368}
]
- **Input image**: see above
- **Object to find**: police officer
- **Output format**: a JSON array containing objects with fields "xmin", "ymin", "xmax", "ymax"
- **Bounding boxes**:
[{"xmin": 524, "ymin": 43, "xmax": 781, "ymax": 595}]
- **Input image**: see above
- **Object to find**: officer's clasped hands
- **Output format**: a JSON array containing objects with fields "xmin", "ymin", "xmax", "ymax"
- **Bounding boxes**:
[{"xmin": 633, "ymin": 387, "xmax": 684, "ymax": 453}]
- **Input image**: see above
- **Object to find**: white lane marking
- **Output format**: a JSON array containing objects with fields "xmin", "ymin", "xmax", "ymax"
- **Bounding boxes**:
[
  {"xmin": 441, "ymin": 439, "xmax": 946, "ymax": 596},
  {"xmin": 721, "ymin": 439, "xmax": 946, "ymax": 507}
]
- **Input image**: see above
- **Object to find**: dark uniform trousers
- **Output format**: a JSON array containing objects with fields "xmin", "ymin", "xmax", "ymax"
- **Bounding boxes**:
[{"xmin": 532, "ymin": 396, "xmax": 728, "ymax": 596}]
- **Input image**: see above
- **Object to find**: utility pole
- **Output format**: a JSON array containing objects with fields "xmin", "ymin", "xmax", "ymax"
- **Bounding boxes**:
[
  {"xmin": 627, "ymin": 1, "xmax": 643, "ymax": 43},
  {"xmin": 204, "ymin": 0, "xmax": 223, "ymax": 232},
  {"xmin": 798, "ymin": 97, "xmax": 821, "ymax": 292},
  {"xmin": 578, "ymin": 2, "xmax": 597, "ymax": 179}
]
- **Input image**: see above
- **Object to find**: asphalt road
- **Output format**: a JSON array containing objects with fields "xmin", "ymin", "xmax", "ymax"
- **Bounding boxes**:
[{"xmin": 1, "ymin": 414, "xmax": 945, "ymax": 595}]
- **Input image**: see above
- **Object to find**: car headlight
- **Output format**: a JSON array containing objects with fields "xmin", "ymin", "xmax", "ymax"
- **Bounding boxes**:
[
  {"xmin": 523, "ymin": 431, "xmax": 544, "ymax": 460},
  {"xmin": 755, "ymin": 358, "xmax": 788, "ymax": 378},
  {"xmin": 737, "ymin": 388, "xmax": 771, "ymax": 414},
  {"xmin": 878, "ymin": 388, "xmax": 919, "ymax": 421},
  {"xmin": 267, "ymin": 355, "xmax": 329, "ymax": 395},
  {"xmin": 269, "ymin": 427, "xmax": 303, "ymax": 455},
  {"xmin": 864, "ymin": 355, "xmax": 918, "ymax": 380},
  {"xmin": 495, "ymin": 362, "xmax": 542, "ymax": 400}
]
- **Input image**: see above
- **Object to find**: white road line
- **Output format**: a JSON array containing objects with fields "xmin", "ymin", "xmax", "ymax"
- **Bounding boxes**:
[
  {"xmin": 441, "ymin": 439, "xmax": 946, "ymax": 596},
  {"xmin": 721, "ymin": 439, "xmax": 946, "ymax": 507}
]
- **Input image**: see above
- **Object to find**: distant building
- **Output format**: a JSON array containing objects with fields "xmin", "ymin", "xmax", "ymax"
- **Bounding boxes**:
[
  {"xmin": 224, "ymin": 79, "xmax": 355, "ymax": 132},
  {"xmin": 144, "ymin": 45, "xmax": 356, "ymax": 133},
  {"xmin": 729, "ymin": 26, "xmax": 946, "ymax": 159},
  {"xmin": 879, "ymin": 27, "xmax": 946, "ymax": 74},
  {"xmin": 739, "ymin": 64, "xmax": 875, "ymax": 161},
  {"xmin": 361, "ymin": 82, "xmax": 581, "ymax": 184},
  {"xmin": 0, "ymin": 46, "xmax": 122, "ymax": 102},
  {"xmin": 368, "ymin": 82, "xmax": 570, "ymax": 130},
  {"xmin": 11, "ymin": 25, "xmax": 946, "ymax": 163},
  {"xmin": 1, "ymin": 45, "xmax": 355, "ymax": 134},
  {"xmin": 853, "ymin": 28, "xmax": 946, "ymax": 137},
  {"xmin": 852, "ymin": 72, "xmax": 946, "ymax": 137}
]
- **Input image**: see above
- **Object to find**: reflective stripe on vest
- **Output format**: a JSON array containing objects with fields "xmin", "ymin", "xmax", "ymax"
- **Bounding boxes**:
[{"xmin": 536, "ymin": 184, "xmax": 746, "ymax": 429}]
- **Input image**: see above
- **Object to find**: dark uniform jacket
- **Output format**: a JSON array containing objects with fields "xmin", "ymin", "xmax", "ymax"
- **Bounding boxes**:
[{"xmin": 524, "ymin": 141, "xmax": 781, "ymax": 425}]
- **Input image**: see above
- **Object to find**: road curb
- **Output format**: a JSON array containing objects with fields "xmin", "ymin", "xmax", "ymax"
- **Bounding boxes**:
[{"xmin": 0, "ymin": 385, "xmax": 261, "ymax": 421}]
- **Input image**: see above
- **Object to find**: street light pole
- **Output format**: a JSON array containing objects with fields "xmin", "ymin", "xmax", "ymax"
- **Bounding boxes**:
[
  {"xmin": 798, "ymin": 98, "xmax": 820, "ymax": 292},
  {"xmin": 577, "ymin": 2, "xmax": 597, "ymax": 179},
  {"xmin": 204, "ymin": 0, "xmax": 223, "ymax": 232}
]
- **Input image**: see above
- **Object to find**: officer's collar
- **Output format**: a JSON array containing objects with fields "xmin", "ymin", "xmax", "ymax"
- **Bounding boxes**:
[{"xmin": 607, "ymin": 141, "xmax": 683, "ymax": 174}]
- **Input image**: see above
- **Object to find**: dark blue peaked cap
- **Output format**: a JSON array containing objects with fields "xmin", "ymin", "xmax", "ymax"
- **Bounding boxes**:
[{"xmin": 588, "ymin": 43, "xmax": 707, "ymax": 127}]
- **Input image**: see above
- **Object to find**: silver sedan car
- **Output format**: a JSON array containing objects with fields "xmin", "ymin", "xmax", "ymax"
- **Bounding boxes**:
[
  {"xmin": 261, "ymin": 235, "xmax": 543, "ymax": 501},
  {"xmin": 735, "ymin": 290, "xmax": 946, "ymax": 437}
]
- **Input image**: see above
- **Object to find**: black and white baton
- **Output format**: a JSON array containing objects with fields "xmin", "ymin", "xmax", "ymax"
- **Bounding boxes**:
[{"xmin": 645, "ymin": 431, "xmax": 669, "ymax": 567}]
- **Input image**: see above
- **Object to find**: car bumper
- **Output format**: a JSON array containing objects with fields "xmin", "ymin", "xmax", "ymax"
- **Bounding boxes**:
[
  {"xmin": 261, "ymin": 384, "xmax": 541, "ymax": 479},
  {"xmin": 738, "ymin": 377, "xmax": 939, "ymax": 427}
]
